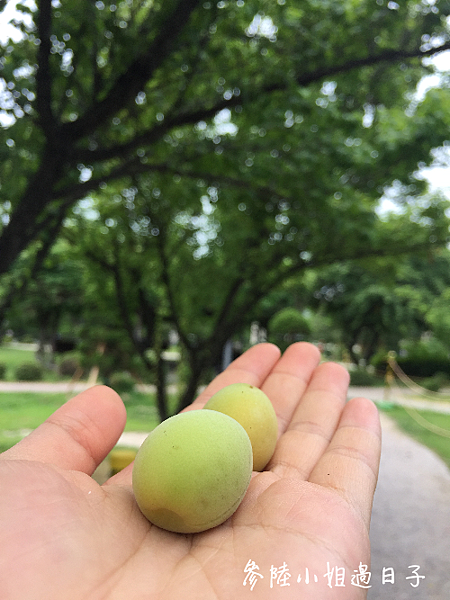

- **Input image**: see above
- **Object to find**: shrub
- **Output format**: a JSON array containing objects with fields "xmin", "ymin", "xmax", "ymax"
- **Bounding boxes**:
[
  {"xmin": 15, "ymin": 362, "xmax": 43, "ymax": 381},
  {"xmin": 58, "ymin": 356, "xmax": 81, "ymax": 377},
  {"xmin": 421, "ymin": 372, "xmax": 449, "ymax": 392},
  {"xmin": 372, "ymin": 339, "xmax": 450, "ymax": 379},
  {"xmin": 268, "ymin": 308, "xmax": 311, "ymax": 351},
  {"xmin": 268, "ymin": 307, "xmax": 310, "ymax": 336},
  {"xmin": 0, "ymin": 363, "xmax": 7, "ymax": 380},
  {"xmin": 349, "ymin": 368, "xmax": 383, "ymax": 387},
  {"xmin": 109, "ymin": 371, "xmax": 136, "ymax": 394},
  {"xmin": 396, "ymin": 339, "xmax": 450, "ymax": 379}
]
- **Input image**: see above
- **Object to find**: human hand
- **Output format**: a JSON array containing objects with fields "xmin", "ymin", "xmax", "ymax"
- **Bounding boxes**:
[{"xmin": 0, "ymin": 342, "xmax": 381, "ymax": 599}]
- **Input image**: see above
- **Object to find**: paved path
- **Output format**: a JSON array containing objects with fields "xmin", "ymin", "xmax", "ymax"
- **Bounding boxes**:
[
  {"xmin": 0, "ymin": 381, "xmax": 95, "ymax": 393},
  {"xmin": 367, "ymin": 412, "xmax": 450, "ymax": 600},
  {"xmin": 0, "ymin": 381, "xmax": 176, "ymax": 394},
  {"xmin": 349, "ymin": 385, "xmax": 450, "ymax": 414}
]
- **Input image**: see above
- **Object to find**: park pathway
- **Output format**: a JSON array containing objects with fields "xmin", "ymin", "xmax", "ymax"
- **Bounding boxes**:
[{"xmin": 367, "ymin": 412, "xmax": 450, "ymax": 600}]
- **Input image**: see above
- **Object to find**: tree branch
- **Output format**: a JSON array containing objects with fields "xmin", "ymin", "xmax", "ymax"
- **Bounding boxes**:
[
  {"xmin": 289, "ymin": 42, "xmax": 450, "ymax": 90},
  {"xmin": 0, "ymin": 141, "xmax": 69, "ymax": 276},
  {"xmin": 72, "ymin": 99, "xmax": 239, "ymax": 164},
  {"xmin": 61, "ymin": 0, "xmax": 203, "ymax": 141},
  {"xmin": 73, "ymin": 38, "xmax": 450, "ymax": 166},
  {"xmin": 0, "ymin": 211, "xmax": 65, "ymax": 330},
  {"xmin": 35, "ymin": 0, "xmax": 54, "ymax": 138}
]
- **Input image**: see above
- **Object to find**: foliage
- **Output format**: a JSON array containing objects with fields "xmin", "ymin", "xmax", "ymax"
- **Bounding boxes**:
[
  {"xmin": 310, "ymin": 247, "xmax": 450, "ymax": 363},
  {"xmin": 2, "ymin": 0, "xmax": 450, "ymax": 278},
  {"xmin": 1, "ymin": 240, "xmax": 86, "ymax": 346},
  {"xmin": 420, "ymin": 371, "xmax": 450, "ymax": 392},
  {"xmin": 0, "ymin": 345, "xmax": 36, "ymax": 380},
  {"xmin": 425, "ymin": 287, "xmax": 450, "ymax": 351},
  {"xmin": 109, "ymin": 371, "xmax": 137, "ymax": 395},
  {"xmin": 0, "ymin": 362, "xmax": 6, "ymax": 380}
]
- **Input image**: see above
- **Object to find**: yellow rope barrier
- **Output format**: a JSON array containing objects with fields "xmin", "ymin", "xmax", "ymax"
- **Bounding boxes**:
[
  {"xmin": 384, "ymin": 352, "xmax": 450, "ymax": 438},
  {"xmin": 387, "ymin": 351, "xmax": 450, "ymax": 399},
  {"xmin": 401, "ymin": 404, "xmax": 450, "ymax": 438}
]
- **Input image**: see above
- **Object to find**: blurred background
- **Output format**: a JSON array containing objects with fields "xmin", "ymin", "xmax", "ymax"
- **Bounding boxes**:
[{"xmin": 0, "ymin": 2, "xmax": 450, "ymax": 596}]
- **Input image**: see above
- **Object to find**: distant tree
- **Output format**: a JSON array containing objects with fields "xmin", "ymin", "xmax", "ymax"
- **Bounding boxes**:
[
  {"xmin": 3, "ymin": 240, "xmax": 85, "ymax": 351},
  {"xmin": 59, "ymin": 175, "xmax": 449, "ymax": 416},
  {"xmin": 311, "ymin": 240, "xmax": 450, "ymax": 363}
]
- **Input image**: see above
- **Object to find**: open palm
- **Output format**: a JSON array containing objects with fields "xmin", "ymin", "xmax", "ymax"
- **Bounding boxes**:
[{"xmin": 0, "ymin": 342, "xmax": 381, "ymax": 600}]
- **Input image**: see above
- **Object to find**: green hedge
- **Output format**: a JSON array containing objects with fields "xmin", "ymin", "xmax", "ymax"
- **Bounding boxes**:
[
  {"xmin": 349, "ymin": 368, "xmax": 383, "ymax": 387},
  {"xmin": 109, "ymin": 371, "xmax": 136, "ymax": 394},
  {"xmin": 372, "ymin": 340, "xmax": 450, "ymax": 379},
  {"xmin": 14, "ymin": 362, "xmax": 43, "ymax": 381}
]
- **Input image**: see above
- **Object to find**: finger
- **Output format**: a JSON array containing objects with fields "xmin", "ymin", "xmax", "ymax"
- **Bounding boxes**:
[
  {"xmin": 268, "ymin": 361, "xmax": 350, "ymax": 479},
  {"xmin": 0, "ymin": 385, "xmax": 127, "ymax": 475},
  {"xmin": 309, "ymin": 396, "xmax": 382, "ymax": 528},
  {"xmin": 104, "ymin": 461, "xmax": 134, "ymax": 487},
  {"xmin": 260, "ymin": 342, "xmax": 322, "ymax": 437},
  {"xmin": 187, "ymin": 342, "xmax": 281, "ymax": 409}
]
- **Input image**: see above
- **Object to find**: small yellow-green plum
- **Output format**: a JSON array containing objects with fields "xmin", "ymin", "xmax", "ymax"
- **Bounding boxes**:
[
  {"xmin": 132, "ymin": 410, "xmax": 253, "ymax": 534},
  {"xmin": 203, "ymin": 383, "xmax": 278, "ymax": 471}
]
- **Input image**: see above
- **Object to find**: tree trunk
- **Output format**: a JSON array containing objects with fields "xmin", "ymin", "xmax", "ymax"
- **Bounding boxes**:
[
  {"xmin": 176, "ymin": 358, "xmax": 204, "ymax": 413},
  {"xmin": 154, "ymin": 331, "xmax": 169, "ymax": 422}
]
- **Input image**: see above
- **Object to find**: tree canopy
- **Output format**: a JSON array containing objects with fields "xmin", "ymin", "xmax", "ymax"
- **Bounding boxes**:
[
  {"xmin": 2, "ymin": 1, "xmax": 450, "ymax": 416},
  {"xmin": 2, "ymin": 0, "xmax": 450, "ymax": 277}
]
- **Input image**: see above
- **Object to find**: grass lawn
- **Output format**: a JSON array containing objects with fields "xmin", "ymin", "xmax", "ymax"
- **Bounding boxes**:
[
  {"xmin": 0, "ymin": 392, "xmax": 68, "ymax": 430},
  {"xmin": 379, "ymin": 404, "xmax": 450, "ymax": 469},
  {"xmin": 0, "ymin": 344, "xmax": 78, "ymax": 382},
  {"xmin": 0, "ymin": 389, "xmax": 177, "ymax": 453},
  {"xmin": 0, "ymin": 392, "xmax": 68, "ymax": 453},
  {"xmin": 0, "ymin": 346, "xmax": 38, "ymax": 381}
]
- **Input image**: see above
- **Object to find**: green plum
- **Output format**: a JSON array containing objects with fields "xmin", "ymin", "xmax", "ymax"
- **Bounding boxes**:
[
  {"xmin": 132, "ymin": 409, "xmax": 253, "ymax": 534},
  {"xmin": 203, "ymin": 383, "xmax": 278, "ymax": 471}
]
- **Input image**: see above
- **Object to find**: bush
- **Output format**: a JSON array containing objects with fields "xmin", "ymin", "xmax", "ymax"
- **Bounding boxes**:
[
  {"xmin": 372, "ymin": 339, "xmax": 450, "ymax": 379},
  {"xmin": 396, "ymin": 339, "xmax": 450, "ymax": 379},
  {"xmin": 15, "ymin": 362, "xmax": 43, "ymax": 381},
  {"xmin": 421, "ymin": 372, "xmax": 449, "ymax": 392},
  {"xmin": 0, "ymin": 363, "xmax": 7, "ymax": 380},
  {"xmin": 109, "ymin": 371, "xmax": 136, "ymax": 394},
  {"xmin": 58, "ymin": 356, "xmax": 81, "ymax": 377},
  {"xmin": 349, "ymin": 368, "xmax": 383, "ymax": 387},
  {"xmin": 268, "ymin": 307, "xmax": 310, "ymax": 336},
  {"xmin": 268, "ymin": 308, "xmax": 311, "ymax": 351}
]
